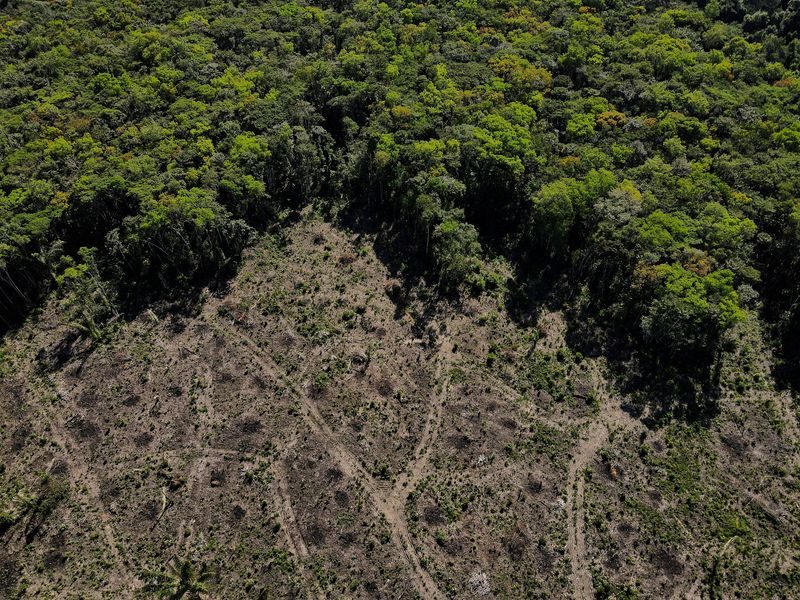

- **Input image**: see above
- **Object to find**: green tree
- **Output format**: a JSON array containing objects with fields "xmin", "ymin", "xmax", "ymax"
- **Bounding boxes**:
[
  {"xmin": 640, "ymin": 264, "xmax": 744, "ymax": 360},
  {"xmin": 431, "ymin": 218, "xmax": 482, "ymax": 291}
]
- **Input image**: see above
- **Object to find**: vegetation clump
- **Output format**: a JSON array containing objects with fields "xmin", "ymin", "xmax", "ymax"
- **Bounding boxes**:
[{"xmin": 2, "ymin": 2, "xmax": 800, "ymax": 392}]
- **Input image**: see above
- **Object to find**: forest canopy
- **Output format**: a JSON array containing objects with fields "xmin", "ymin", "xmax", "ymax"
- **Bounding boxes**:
[{"xmin": 2, "ymin": 0, "xmax": 800, "ymax": 399}]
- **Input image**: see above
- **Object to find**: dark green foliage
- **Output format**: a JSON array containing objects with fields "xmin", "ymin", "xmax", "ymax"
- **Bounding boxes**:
[
  {"xmin": 143, "ymin": 556, "xmax": 211, "ymax": 600},
  {"xmin": 1, "ymin": 0, "xmax": 799, "ymax": 396}
]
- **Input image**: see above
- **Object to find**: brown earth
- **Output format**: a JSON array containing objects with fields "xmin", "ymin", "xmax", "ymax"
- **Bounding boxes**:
[{"xmin": 1, "ymin": 215, "xmax": 798, "ymax": 598}]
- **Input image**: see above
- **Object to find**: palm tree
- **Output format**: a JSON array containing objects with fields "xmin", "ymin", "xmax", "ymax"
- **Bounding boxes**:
[{"xmin": 145, "ymin": 556, "xmax": 211, "ymax": 600}]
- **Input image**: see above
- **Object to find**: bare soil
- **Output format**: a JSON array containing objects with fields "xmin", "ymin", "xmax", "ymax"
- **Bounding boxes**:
[{"xmin": 1, "ymin": 215, "xmax": 798, "ymax": 598}]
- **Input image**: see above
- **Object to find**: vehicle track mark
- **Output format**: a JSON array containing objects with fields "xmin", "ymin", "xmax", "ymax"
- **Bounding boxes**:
[
  {"xmin": 47, "ymin": 399, "xmax": 134, "ymax": 591},
  {"xmin": 223, "ymin": 323, "xmax": 447, "ymax": 600},
  {"xmin": 565, "ymin": 398, "xmax": 639, "ymax": 600},
  {"xmin": 274, "ymin": 455, "xmax": 326, "ymax": 600}
]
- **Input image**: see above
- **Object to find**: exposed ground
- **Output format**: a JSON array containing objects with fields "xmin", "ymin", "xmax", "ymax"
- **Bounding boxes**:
[{"xmin": 1, "ymin": 215, "xmax": 798, "ymax": 598}]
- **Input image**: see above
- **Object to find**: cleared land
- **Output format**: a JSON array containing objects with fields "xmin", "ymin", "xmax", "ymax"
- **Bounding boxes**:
[{"xmin": 1, "ymin": 216, "xmax": 798, "ymax": 598}]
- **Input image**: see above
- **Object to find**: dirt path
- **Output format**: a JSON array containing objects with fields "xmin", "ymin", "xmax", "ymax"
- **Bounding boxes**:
[
  {"xmin": 565, "ymin": 419, "xmax": 607, "ymax": 600},
  {"xmin": 46, "ymin": 400, "xmax": 134, "ymax": 592},
  {"xmin": 274, "ymin": 457, "xmax": 327, "ymax": 600},
  {"xmin": 670, "ymin": 574, "xmax": 702, "ymax": 600},
  {"xmin": 144, "ymin": 440, "xmax": 326, "ymax": 597},
  {"xmin": 224, "ymin": 324, "xmax": 447, "ymax": 600},
  {"xmin": 155, "ymin": 445, "xmax": 266, "ymax": 464},
  {"xmin": 389, "ymin": 348, "xmax": 449, "ymax": 509},
  {"xmin": 565, "ymin": 397, "xmax": 639, "ymax": 600}
]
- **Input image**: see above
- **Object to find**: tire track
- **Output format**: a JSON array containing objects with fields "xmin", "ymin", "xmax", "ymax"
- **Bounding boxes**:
[
  {"xmin": 274, "ymin": 457, "xmax": 326, "ymax": 600},
  {"xmin": 389, "ymin": 349, "xmax": 449, "ymax": 509},
  {"xmin": 138, "ymin": 442, "xmax": 325, "ymax": 597},
  {"xmin": 46, "ymin": 404, "xmax": 134, "ymax": 592},
  {"xmin": 565, "ymin": 400, "xmax": 639, "ymax": 600},
  {"xmin": 223, "ymin": 324, "xmax": 446, "ymax": 600},
  {"xmin": 565, "ymin": 419, "xmax": 607, "ymax": 600}
]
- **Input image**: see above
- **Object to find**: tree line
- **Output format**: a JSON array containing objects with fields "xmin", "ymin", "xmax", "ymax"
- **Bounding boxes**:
[{"xmin": 2, "ymin": 0, "xmax": 800, "ymax": 400}]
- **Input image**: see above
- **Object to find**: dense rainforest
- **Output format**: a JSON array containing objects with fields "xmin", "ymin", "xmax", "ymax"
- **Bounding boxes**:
[{"xmin": 2, "ymin": 0, "xmax": 800, "ymax": 413}]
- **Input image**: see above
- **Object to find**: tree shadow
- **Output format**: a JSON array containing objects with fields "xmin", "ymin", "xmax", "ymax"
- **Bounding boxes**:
[
  {"xmin": 334, "ymin": 200, "xmax": 440, "ymax": 322},
  {"xmin": 614, "ymin": 356, "xmax": 722, "ymax": 427},
  {"xmin": 8, "ymin": 237, "xmax": 248, "ymax": 378},
  {"xmin": 570, "ymin": 312, "xmax": 723, "ymax": 426},
  {"xmin": 504, "ymin": 265, "xmax": 723, "ymax": 427},
  {"xmin": 769, "ymin": 310, "xmax": 800, "ymax": 393},
  {"xmin": 503, "ymin": 265, "xmax": 562, "ymax": 329},
  {"xmin": 0, "ymin": 265, "xmax": 50, "ymax": 338},
  {"xmin": 337, "ymin": 202, "xmax": 427, "ymax": 283}
]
